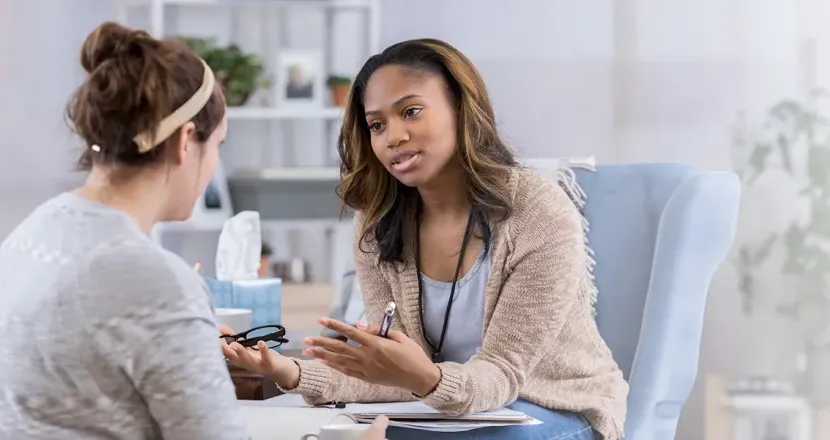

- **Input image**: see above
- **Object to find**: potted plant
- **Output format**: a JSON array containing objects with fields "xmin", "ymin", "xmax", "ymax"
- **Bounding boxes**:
[
  {"xmin": 732, "ymin": 88, "xmax": 830, "ymax": 401},
  {"xmin": 326, "ymin": 75, "xmax": 352, "ymax": 107},
  {"xmin": 182, "ymin": 37, "xmax": 270, "ymax": 107}
]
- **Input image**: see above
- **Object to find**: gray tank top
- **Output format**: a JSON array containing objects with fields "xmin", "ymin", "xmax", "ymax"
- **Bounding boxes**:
[{"xmin": 421, "ymin": 248, "xmax": 491, "ymax": 363}]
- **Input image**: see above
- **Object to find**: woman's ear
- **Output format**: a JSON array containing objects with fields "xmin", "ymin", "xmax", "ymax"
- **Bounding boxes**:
[{"xmin": 173, "ymin": 121, "xmax": 197, "ymax": 165}]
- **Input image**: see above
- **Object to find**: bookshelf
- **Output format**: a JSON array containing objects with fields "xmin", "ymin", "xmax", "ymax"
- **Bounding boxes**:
[{"xmin": 114, "ymin": 0, "xmax": 377, "ymax": 287}]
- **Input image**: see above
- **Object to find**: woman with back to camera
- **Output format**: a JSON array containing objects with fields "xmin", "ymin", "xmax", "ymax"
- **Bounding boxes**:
[
  {"xmin": 224, "ymin": 39, "xmax": 628, "ymax": 440},
  {"xmin": 0, "ymin": 22, "xmax": 392, "ymax": 440}
]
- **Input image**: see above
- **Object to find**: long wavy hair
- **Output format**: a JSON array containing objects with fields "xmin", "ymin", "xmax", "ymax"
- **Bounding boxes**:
[{"xmin": 337, "ymin": 39, "xmax": 518, "ymax": 264}]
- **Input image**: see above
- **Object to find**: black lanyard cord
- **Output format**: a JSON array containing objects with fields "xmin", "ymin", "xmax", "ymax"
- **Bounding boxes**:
[{"xmin": 415, "ymin": 207, "xmax": 476, "ymax": 362}]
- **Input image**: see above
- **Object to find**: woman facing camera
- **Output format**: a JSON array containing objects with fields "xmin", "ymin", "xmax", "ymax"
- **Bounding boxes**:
[{"xmin": 224, "ymin": 39, "xmax": 628, "ymax": 439}]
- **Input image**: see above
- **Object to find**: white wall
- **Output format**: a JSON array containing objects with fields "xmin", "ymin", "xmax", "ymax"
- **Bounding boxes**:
[
  {"xmin": 380, "ymin": 0, "xmax": 617, "ymax": 163},
  {"xmin": 0, "ymin": 0, "xmax": 109, "ymax": 235}
]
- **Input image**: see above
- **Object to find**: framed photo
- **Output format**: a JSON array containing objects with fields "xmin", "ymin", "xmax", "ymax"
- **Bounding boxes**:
[
  {"xmin": 190, "ymin": 160, "xmax": 234, "ymax": 228},
  {"xmin": 275, "ymin": 50, "xmax": 324, "ymax": 108}
]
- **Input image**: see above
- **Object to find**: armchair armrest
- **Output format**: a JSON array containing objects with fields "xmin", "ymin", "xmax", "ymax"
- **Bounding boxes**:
[{"xmin": 625, "ymin": 172, "xmax": 740, "ymax": 439}]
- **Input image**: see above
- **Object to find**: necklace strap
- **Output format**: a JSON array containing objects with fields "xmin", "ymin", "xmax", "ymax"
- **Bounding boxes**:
[{"xmin": 416, "ymin": 207, "xmax": 476, "ymax": 361}]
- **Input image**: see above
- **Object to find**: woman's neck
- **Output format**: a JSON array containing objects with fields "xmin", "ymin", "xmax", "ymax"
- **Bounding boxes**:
[
  {"xmin": 418, "ymin": 165, "xmax": 469, "ymax": 221},
  {"xmin": 75, "ymin": 167, "xmax": 167, "ymax": 233}
]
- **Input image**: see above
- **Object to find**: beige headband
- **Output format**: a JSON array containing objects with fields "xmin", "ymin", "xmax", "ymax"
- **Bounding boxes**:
[{"xmin": 133, "ymin": 58, "xmax": 216, "ymax": 153}]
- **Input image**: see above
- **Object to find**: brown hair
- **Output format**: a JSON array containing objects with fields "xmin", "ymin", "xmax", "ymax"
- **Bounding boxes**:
[
  {"xmin": 336, "ymin": 38, "xmax": 518, "ymax": 264},
  {"xmin": 66, "ymin": 22, "xmax": 225, "ymax": 170}
]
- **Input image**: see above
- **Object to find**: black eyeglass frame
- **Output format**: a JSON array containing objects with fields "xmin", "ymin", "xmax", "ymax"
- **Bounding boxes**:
[{"xmin": 220, "ymin": 324, "xmax": 289, "ymax": 349}]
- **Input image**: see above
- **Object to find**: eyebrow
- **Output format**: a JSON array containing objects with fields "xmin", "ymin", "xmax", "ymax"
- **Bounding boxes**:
[{"xmin": 365, "ymin": 94, "xmax": 422, "ymax": 118}]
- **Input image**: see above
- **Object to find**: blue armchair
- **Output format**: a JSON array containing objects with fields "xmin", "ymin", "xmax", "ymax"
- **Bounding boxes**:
[{"xmin": 575, "ymin": 163, "xmax": 740, "ymax": 439}]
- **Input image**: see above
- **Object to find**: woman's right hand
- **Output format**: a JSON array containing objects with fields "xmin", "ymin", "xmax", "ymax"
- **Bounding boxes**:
[{"xmin": 220, "ymin": 327, "xmax": 301, "ymax": 390}]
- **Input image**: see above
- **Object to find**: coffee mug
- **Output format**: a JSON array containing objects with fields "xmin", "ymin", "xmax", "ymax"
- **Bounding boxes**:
[{"xmin": 301, "ymin": 423, "xmax": 370, "ymax": 440}]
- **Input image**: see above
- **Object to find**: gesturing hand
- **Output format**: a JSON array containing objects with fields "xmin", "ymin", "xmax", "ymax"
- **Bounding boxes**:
[
  {"xmin": 220, "ymin": 325, "xmax": 301, "ymax": 390},
  {"xmin": 302, "ymin": 318, "xmax": 441, "ymax": 397}
]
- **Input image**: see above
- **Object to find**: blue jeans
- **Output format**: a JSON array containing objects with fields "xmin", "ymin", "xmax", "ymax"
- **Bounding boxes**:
[{"xmin": 386, "ymin": 399, "xmax": 597, "ymax": 440}]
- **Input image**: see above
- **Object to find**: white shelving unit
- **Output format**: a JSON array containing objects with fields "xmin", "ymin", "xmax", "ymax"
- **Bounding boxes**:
[
  {"xmin": 114, "ymin": 0, "xmax": 378, "ymax": 286},
  {"xmin": 226, "ymin": 106, "xmax": 343, "ymax": 120}
]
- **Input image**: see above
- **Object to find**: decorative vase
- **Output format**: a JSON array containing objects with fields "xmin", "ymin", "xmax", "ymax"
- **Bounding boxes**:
[{"xmin": 329, "ymin": 83, "xmax": 351, "ymax": 107}]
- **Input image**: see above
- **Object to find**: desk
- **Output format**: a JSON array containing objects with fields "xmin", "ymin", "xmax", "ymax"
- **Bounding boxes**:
[{"xmin": 240, "ymin": 395, "xmax": 349, "ymax": 440}]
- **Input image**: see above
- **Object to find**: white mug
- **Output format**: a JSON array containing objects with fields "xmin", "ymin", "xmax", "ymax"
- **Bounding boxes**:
[
  {"xmin": 301, "ymin": 424, "xmax": 371, "ymax": 440},
  {"xmin": 215, "ymin": 308, "xmax": 252, "ymax": 332}
]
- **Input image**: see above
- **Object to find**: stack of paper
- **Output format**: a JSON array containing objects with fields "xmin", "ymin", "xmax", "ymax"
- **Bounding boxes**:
[{"xmin": 342, "ymin": 401, "xmax": 542, "ymax": 433}]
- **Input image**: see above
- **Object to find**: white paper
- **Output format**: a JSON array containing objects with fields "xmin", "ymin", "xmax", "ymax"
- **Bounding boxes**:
[
  {"xmin": 239, "ymin": 395, "xmax": 543, "ymax": 433},
  {"xmin": 344, "ymin": 401, "xmax": 542, "ymax": 433},
  {"xmin": 215, "ymin": 211, "xmax": 262, "ymax": 281}
]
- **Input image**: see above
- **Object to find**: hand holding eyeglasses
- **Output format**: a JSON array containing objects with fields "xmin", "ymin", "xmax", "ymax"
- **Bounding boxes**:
[{"xmin": 220, "ymin": 325, "xmax": 301, "ymax": 390}]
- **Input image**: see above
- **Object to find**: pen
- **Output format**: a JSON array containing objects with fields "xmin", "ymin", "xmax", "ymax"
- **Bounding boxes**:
[{"xmin": 378, "ymin": 301, "xmax": 396, "ymax": 338}]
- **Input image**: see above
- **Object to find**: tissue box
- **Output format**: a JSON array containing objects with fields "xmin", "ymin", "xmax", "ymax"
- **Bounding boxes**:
[{"xmin": 203, "ymin": 277, "xmax": 282, "ymax": 329}]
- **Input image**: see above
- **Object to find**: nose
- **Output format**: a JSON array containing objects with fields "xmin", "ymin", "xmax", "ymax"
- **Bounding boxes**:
[{"xmin": 385, "ymin": 119, "xmax": 410, "ymax": 149}]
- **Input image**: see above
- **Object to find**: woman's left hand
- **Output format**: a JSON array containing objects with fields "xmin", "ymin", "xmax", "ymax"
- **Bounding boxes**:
[{"xmin": 302, "ymin": 318, "xmax": 442, "ymax": 397}]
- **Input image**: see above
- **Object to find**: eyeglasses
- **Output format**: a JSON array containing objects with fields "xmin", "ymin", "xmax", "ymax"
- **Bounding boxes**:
[{"xmin": 220, "ymin": 325, "xmax": 289, "ymax": 351}]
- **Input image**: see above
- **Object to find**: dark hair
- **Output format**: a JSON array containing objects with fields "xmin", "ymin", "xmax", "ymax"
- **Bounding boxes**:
[
  {"xmin": 336, "ymin": 38, "xmax": 518, "ymax": 264},
  {"xmin": 66, "ymin": 22, "xmax": 225, "ymax": 170}
]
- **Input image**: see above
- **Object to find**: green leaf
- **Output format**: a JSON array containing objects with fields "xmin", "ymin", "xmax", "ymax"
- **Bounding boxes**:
[
  {"xmin": 179, "ymin": 36, "xmax": 268, "ymax": 106},
  {"xmin": 753, "ymin": 233, "xmax": 777, "ymax": 264},
  {"xmin": 777, "ymin": 133, "xmax": 794, "ymax": 173},
  {"xmin": 746, "ymin": 143, "xmax": 772, "ymax": 184},
  {"xmin": 738, "ymin": 245, "xmax": 752, "ymax": 265},
  {"xmin": 807, "ymin": 147, "xmax": 830, "ymax": 192},
  {"xmin": 738, "ymin": 272, "xmax": 756, "ymax": 315},
  {"xmin": 807, "ymin": 199, "xmax": 830, "ymax": 238}
]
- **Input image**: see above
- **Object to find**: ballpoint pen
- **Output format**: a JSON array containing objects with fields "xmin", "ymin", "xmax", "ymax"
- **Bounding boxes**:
[{"xmin": 378, "ymin": 301, "xmax": 396, "ymax": 338}]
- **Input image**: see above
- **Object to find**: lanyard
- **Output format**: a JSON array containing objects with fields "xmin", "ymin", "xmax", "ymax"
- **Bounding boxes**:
[{"xmin": 415, "ymin": 208, "xmax": 475, "ymax": 363}]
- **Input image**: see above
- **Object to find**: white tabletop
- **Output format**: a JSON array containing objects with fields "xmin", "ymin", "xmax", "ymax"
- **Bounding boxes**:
[{"xmin": 240, "ymin": 395, "xmax": 354, "ymax": 440}]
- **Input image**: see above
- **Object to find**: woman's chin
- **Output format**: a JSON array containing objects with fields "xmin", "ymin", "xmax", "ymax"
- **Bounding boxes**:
[
  {"xmin": 393, "ymin": 173, "xmax": 427, "ymax": 188},
  {"xmin": 160, "ymin": 205, "xmax": 198, "ymax": 223}
]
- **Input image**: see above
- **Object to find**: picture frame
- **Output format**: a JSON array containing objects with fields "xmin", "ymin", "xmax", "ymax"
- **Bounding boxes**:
[{"xmin": 274, "ymin": 50, "xmax": 325, "ymax": 108}]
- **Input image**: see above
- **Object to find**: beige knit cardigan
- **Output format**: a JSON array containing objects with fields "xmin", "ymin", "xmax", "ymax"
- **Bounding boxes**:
[{"xmin": 282, "ymin": 168, "xmax": 628, "ymax": 439}]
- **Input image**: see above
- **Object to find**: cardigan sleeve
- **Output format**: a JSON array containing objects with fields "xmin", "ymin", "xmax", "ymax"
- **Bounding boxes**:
[
  {"xmin": 277, "ymin": 212, "xmax": 415, "ymax": 404},
  {"xmin": 421, "ymin": 175, "xmax": 590, "ymax": 414}
]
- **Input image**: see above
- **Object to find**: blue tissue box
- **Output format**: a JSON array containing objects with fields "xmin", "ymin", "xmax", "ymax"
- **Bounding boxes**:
[{"xmin": 203, "ymin": 277, "xmax": 282, "ymax": 329}]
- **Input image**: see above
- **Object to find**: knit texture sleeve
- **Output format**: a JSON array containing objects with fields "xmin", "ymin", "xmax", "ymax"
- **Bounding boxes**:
[
  {"xmin": 421, "ymin": 172, "xmax": 589, "ymax": 415},
  {"xmin": 278, "ymin": 212, "xmax": 414, "ymax": 404}
]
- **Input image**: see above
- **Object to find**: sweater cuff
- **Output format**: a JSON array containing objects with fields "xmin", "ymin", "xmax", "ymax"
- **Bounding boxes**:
[
  {"xmin": 274, "ymin": 358, "xmax": 330, "ymax": 398},
  {"xmin": 421, "ymin": 363, "xmax": 465, "ymax": 409}
]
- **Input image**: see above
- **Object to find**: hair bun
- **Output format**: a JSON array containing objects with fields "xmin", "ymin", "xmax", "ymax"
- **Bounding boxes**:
[{"xmin": 80, "ymin": 22, "xmax": 155, "ymax": 73}]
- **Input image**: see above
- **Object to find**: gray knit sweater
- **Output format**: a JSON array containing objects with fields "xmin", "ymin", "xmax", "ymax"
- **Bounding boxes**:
[{"xmin": 0, "ymin": 193, "xmax": 248, "ymax": 439}]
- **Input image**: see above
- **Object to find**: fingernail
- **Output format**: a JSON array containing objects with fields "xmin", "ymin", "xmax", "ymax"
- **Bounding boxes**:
[
  {"xmin": 302, "ymin": 348, "xmax": 313, "ymax": 356},
  {"xmin": 356, "ymin": 321, "xmax": 368, "ymax": 330},
  {"xmin": 302, "ymin": 338, "xmax": 312, "ymax": 345},
  {"xmin": 317, "ymin": 318, "xmax": 328, "ymax": 325}
]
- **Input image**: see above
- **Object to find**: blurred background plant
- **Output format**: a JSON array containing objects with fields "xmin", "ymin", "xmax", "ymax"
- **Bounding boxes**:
[
  {"xmin": 182, "ymin": 37, "xmax": 270, "ymax": 106},
  {"xmin": 732, "ymin": 88, "xmax": 830, "ymax": 350},
  {"xmin": 732, "ymin": 88, "xmax": 830, "ymax": 399}
]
